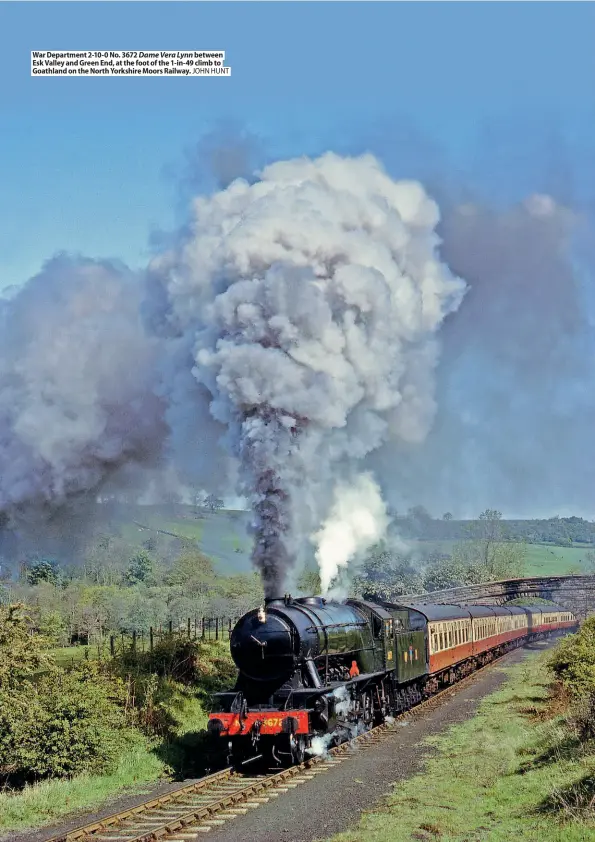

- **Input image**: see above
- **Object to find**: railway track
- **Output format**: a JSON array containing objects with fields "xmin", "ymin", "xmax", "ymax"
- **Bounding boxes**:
[{"xmin": 42, "ymin": 640, "xmax": 548, "ymax": 842}]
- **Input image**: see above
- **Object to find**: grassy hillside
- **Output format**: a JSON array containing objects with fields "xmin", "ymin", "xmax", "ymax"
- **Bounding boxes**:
[
  {"xmin": 411, "ymin": 540, "xmax": 593, "ymax": 579},
  {"xmin": 49, "ymin": 503, "xmax": 595, "ymax": 584},
  {"xmin": 522, "ymin": 544, "xmax": 593, "ymax": 577},
  {"xmin": 116, "ymin": 506, "xmax": 253, "ymax": 575}
]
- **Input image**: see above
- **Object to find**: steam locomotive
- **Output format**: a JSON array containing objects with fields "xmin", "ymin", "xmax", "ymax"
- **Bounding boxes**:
[{"xmin": 207, "ymin": 594, "xmax": 577, "ymax": 768}]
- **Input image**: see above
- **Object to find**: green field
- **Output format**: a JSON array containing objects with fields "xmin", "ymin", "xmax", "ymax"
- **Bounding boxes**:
[
  {"xmin": 522, "ymin": 544, "xmax": 594, "ymax": 577},
  {"xmin": 413, "ymin": 539, "xmax": 594, "ymax": 579}
]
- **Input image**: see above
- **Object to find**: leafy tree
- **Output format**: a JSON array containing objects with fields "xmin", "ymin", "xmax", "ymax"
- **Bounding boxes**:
[
  {"xmin": 408, "ymin": 505, "xmax": 432, "ymax": 523},
  {"xmin": 220, "ymin": 572, "xmax": 263, "ymax": 616},
  {"xmin": 125, "ymin": 550, "xmax": 155, "ymax": 585},
  {"xmin": 585, "ymin": 550, "xmax": 595, "ymax": 574},
  {"xmin": 298, "ymin": 568, "xmax": 322, "ymax": 595},
  {"xmin": 442, "ymin": 512, "xmax": 453, "ymax": 521},
  {"xmin": 164, "ymin": 547, "xmax": 217, "ymax": 592},
  {"xmin": 26, "ymin": 559, "xmax": 60, "ymax": 587},
  {"xmin": 549, "ymin": 617, "xmax": 595, "ymax": 699},
  {"xmin": 0, "ymin": 605, "xmax": 138, "ymax": 782},
  {"xmin": 0, "ymin": 604, "xmax": 52, "ymax": 689},
  {"xmin": 351, "ymin": 543, "xmax": 423, "ymax": 600},
  {"xmin": 422, "ymin": 551, "xmax": 468, "ymax": 591},
  {"xmin": 0, "ymin": 661, "xmax": 134, "ymax": 781},
  {"xmin": 202, "ymin": 494, "xmax": 224, "ymax": 512}
]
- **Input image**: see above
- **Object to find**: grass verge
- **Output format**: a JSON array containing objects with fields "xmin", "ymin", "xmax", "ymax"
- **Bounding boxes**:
[
  {"xmin": 0, "ymin": 742, "xmax": 166, "ymax": 835},
  {"xmin": 327, "ymin": 649, "xmax": 595, "ymax": 842}
]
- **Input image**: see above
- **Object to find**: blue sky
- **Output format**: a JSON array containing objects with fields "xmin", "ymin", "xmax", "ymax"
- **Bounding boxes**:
[{"xmin": 1, "ymin": 2, "xmax": 594, "ymax": 290}]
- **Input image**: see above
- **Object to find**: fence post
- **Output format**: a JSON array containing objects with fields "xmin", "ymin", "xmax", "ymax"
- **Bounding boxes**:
[
  {"xmin": 169, "ymin": 620, "xmax": 173, "ymax": 635},
  {"xmin": 194, "ymin": 617, "xmax": 197, "ymax": 640},
  {"xmin": 201, "ymin": 617, "xmax": 205, "ymax": 640},
  {"xmin": 228, "ymin": 618, "xmax": 232, "ymax": 638},
  {"xmin": 187, "ymin": 617, "xmax": 191, "ymax": 638},
  {"xmin": 132, "ymin": 630, "xmax": 137, "ymax": 652},
  {"xmin": 215, "ymin": 617, "xmax": 219, "ymax": 640},
  {"xmin": 110, "ymin": 635, "xmax": 115, "ymax": 657},
  {"xmin": 150, "ymin": 626, "xmax": 154, "ymax": 651}
]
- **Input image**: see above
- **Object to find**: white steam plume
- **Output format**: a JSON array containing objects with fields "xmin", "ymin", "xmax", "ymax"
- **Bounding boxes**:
[
  {"xmin": 151, "ymin": 151, "xmax": 466, "ymax": 597},
  {"xmin": 313, "ymin": 473, "xmax": 389, "ymax": 593}
]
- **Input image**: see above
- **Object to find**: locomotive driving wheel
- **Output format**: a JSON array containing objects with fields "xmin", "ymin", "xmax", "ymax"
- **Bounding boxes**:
[
  {"xmin": 290, "ymin": 734, "xmax": 306, "ymax": 764},
  {"xmin": 361, "ymin": 691, "xmax": 374, "ymax": 731}
]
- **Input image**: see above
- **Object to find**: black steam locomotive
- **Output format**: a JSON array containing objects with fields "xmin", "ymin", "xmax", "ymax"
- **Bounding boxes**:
[{"xmin": 208, "ymin": 593, "xmax": 576, "ymax": 768}]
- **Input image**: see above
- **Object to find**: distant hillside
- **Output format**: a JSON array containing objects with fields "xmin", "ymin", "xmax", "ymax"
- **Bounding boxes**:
[
  {"xmin": 101, "ymin": 503, "xmax": 253, "ymax": 574},
  {"xmin": 396, "ymin": 511, "xmax": 595, "ymax": 547},
  {"xmin": 14, "ymin": 503, "xmax": 593, "ymax": 580}
]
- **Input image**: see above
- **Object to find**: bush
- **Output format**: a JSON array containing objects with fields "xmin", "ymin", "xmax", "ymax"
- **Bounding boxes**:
[
  {"xmin": 0, "ymin": 605, "xmax": 141, "ymax": 785},
  {"xmin": 0, "ymin": 661, "xmax": 136, "ymax": 783},
  {"xmin": 110, "ymin": 637, "xmax": 237, "ymax": 738},
  {"xmin": 549, "ymin": 617, "xmax": 595, "ymax": 744},
  {"xmin": 549, "ymin": 617, "xmax": 595, "ymax": 699}
]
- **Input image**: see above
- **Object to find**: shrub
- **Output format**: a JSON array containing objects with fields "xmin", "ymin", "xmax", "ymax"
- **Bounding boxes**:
[
  {"xmin": 0, "ymin": 662, "xmax": 134, "ymax": 782},
  {"xmin": 0, "ymin": 606, "xmax": 139, "ymax": 784},
  {"xmin": 549, "ymin": 617, "xmax": 595, "ymax": 699},
  {"xmin": 110, "ymin": 638, "xmax": 237, "ymax": 738}
]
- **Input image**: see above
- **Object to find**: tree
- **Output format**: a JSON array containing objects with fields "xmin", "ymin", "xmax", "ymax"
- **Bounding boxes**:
[
  {"xmin": 297, "ymin": 568, "xmax": 322, "ymax": 595},
  {"xmin": 473, "ymin": 509, "xmax": 504, "ymax": 574},
  {"xmin": 351, "ymin": 543, "xmax": 423, "ymax": 600},
  {"xmin": 408, "ymin": 505, "xmax": 432, "ymax": 523},
  {"xmin": 423, "ymin": 552, "xmax": 467, "ymax": 591},
  {"xmin": 202, "ymin": 494, "xmax": 224, "ymax": 512},
  {"xmin": 26, "ymin": 559, "xmax": 60, "ymax": 587},
  {"xmin": 442, "ymin": 512, "xmax": 453, "ymax": 521},
  {"xmin": 164, "ymin": 547, "xmax": 218, "ymax": 597},
  {"xmin": 125, "ymin": 551, "xmax": 154, "ymax": 585},
  {"xmin": 0, "ymin": 604, "xmax": 52, "ymax": 689}
]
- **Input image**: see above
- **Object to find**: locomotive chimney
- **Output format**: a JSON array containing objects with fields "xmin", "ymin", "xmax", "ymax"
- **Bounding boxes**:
[{"xmin": 264, "ymin": 594, "xmax": 293, "ymax": 606}]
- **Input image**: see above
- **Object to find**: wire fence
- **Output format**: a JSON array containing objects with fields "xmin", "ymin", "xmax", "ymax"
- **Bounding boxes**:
[
  {"xmin": 106, "ymin": 616, "xmax": 239, "ymax": 656},
  {"xmin": 53, "ymin": 617, "xmax": 240, "ymax": 666}
]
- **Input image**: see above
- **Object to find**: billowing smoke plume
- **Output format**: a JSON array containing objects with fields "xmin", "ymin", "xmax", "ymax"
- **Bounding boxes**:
[
  {"xmin": 5, "ymin": 130, "xmax": 589, "ymax": 588},
  {"xmin": 378, "ymin": 190, "xmax": 595, "ymax": 517},
  {"xmin": 0, "ymin": 255, "xmax": 166, "ymax": 549},
  {"xmin": 314, "ymin": 473, "xmax": 389, "ymax": 592},
  {"xmin": 151, "ymin": 152, "xmax": 466, "ymax": 595}
]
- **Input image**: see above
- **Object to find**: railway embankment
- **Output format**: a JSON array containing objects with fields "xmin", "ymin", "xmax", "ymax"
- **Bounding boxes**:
[{"xmin": 327, "ymin": 627, "xmax": 595, "ymax": 842}]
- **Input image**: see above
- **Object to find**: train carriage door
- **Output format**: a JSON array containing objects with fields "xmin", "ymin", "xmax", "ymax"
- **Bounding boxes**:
[{"xmin": 384, "ymin": 619, "xmax": 396, "ymax": 669}]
